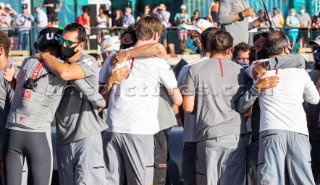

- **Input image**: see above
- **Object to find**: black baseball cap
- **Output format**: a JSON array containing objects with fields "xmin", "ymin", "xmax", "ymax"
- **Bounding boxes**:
[{"xmin": 22, "ymin": 4, "xmax": 27, "ymax": 9}]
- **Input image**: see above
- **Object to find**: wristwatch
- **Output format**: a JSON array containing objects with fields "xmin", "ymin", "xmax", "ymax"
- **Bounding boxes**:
[{"xmin": 239, "ymin": 12, "xmax": 244, "ymax": 21}]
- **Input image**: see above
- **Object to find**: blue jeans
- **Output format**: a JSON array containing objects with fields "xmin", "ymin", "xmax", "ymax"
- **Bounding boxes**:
[{"xmin": 18, "ymin": 31, "xmax": 30, "ymax": 50}]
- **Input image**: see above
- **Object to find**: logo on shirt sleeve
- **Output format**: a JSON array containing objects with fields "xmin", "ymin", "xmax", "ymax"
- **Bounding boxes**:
[{"xmin": 83, "ymin": 58, "xmax": 93, "ymax": 66}]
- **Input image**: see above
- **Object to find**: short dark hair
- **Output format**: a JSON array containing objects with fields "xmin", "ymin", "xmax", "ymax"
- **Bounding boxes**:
[
  {"xmin": 253, "ymin": 32, "xmax": 269, "ymax": 43},
  {"xmin": 0, "ymin": 31, "xmax": 11, "ymax": 56},
  {"xmin": 200, "ymin": 27, "xmax": 220, "ymax": 53},
  {"xmin": 120, "ymin": 24, "xmax": 137, "ymax": 44},
  {"xmin": 210, "ymin": 31, "xmax": 233, "ymax": 54},
  {"xmin": 233, "ymin": 42, "xmax": 251, "ymax": 59},
  {"xmin": 88, "ymin": 53, "xmax": 101, "ymax": 61},
  {"xmin": 265, "ymin": 31, "xmax": 289, "ymax": 56},
  {"xmin": 64, "ymin": 23, "xmax": 87, "ymax": 43},
  {"xmin": 82, "ymin": 5, "xmax": 90, "ymax": 13}
]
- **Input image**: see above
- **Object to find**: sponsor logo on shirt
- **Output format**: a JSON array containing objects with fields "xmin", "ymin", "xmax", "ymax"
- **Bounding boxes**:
[{"xmin": 21, "ymin": 89, "xmax": 31, "ymax": 99}]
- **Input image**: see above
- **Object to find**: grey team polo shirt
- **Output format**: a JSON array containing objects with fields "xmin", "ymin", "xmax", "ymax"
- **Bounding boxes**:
[
  {"xmin": 183, "ymin": 58, "xmax": 247, "ymax": 142},
  {"xmin": 55, "ymin": 54, "xmax": 107, "ymax": 144}
]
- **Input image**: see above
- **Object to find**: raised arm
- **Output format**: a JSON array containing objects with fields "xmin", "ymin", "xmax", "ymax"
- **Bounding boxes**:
[
  {"xmin": 37, "ymin": 52, "xmax": 86, "ymax": 81},
  {"xmin": 218, "ymin": 0, "xmax": 254, "ymax": 25}
]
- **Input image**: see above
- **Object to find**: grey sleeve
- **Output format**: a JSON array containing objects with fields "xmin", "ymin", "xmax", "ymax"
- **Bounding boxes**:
[
  {"xmin": 236, "ymin": 79, "xmax": 261, "ymax": 114},
  {"xmin": 70, "ymin": 79, "xmax": 106, "ymax": 108},
  {"xmin": 264, "ymin": 54, "xmax": 305, "ymax": 70},
  {"xmin": 76, "ymin": 56, "xmax": 97, "ymax": 77},
  {"xmin": 181, "ymin": 68, "xmax": 196, "ymax": 96},
  {"xmin": 72, "ymin": 55, "xmax": 106, "ymax": 108},
  {"xmin": 218, "ymin": 0, "xmax": 235, "ymax": 24}
]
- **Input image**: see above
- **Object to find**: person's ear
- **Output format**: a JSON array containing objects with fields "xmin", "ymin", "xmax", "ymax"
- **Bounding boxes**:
[
  {"xmin": 77, "ymin": 42, "xmax": 85, "ymax": 51},
  {"xmin": 0, "ymin": 47, "xmax": 4, "ymax": 56}
]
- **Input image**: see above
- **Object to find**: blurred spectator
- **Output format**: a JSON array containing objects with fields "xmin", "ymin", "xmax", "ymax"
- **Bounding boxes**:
[
  {"xmin": 232, "ymin": 42, "xmax": 251, "ymax": 68},
  {"xmin": 286, "ymin": 8, "xmax": 300, "ymax": 50},
  {"xmin": 208, "ymin": 0, "xmax": 219, "ymax": 27},
  {"xmin": 89, "ymin": 53, "xmax": 103, "ymax": 67},
  {"xmin": 43, "ymin": 0, "xmax": 62, "ymax": 25},
  {"xmin": 191, "ymin": 10, "xmax": 200, "ymax": 24},
  {"xmin": 120, "ymin": 25, "xmax": 137, "ymax": 49},
  {"xmin": 174, "ymin": 5, "xmax": 191, "ymax": 52},
  {"xmin": 312, "ymin": 14, "xmax": 320, "ymax": 28},
  {"xmin": 76, "ymin": 5, "xmax": 91, "ymax": 50},
  {"xmin": 137, "ymin": 4, "xmax": 151, "ymax": 22},
  {"xmin": 257, "ymin": 9, "xmax": 269, "ymax": 32},
  {"xmin": 122, "ymin": 7, "xmax": 135, "ymax": 28},
  {"xmin": 155, "ymin": 3, "xmax": 170, "ymax": 48},
  {"xmin": 105, "ymin": 0, "xmax": 112, "ymax": 18},
  {"xmin": 1, "ymin": 4, "xmax": 16, "ymax": 34},
  {"xmin": 96, "ymin": 6, "xmax": 108, "ymax": 45},
  {"xmin": 112, "ymin": 9, "xmax": 123, "ymax": 28},
  {"xmin": 16, "ymin": 5, "xmax": 34, "ymax": 50},
  {"xmin": 100, "ymin": 36, "xmax": 120, "ymax": 62},
  {"xmin": 272, "ymin": 7, "xmax": 284, "ymax": 28},
  {"xmin": 34, "ymin": 6, "xmax": 48, "ymax": 31},
  {"xmin": 297, "ymin": 6, "xmax": 312, "ymax": 48},
  {"xmin": 4, "ymin": 4, "xmax": 17, "ymax": 16}
]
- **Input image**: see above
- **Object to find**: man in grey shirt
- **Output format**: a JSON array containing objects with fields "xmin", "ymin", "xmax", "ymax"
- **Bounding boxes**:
[
  {"xmin": 218, "ymin": 0, "xmax": 266, "ymax": 46},
  {"xmin": 16, "ymin": 5, "xmax": 34, "ymax": 50},
  {"xmin": 35, "ymin": 23, "xmax": 107, "ymax": 185},
  {"xmin": 297, "ymin": 6, "xmax": 312, "ymax": 48},
  {"xmin": 182, "ymin": 30, "xmax": 247, "ymax": 184},
  {"xmin": 0, "ymin": 30, "xmax": 18, "ymax": 185}
]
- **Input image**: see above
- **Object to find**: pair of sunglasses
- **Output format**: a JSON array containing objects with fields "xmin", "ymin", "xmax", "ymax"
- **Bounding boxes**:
[{"xmin": 57, "ymin": 37, "xmax": 81, "ymax": 48}]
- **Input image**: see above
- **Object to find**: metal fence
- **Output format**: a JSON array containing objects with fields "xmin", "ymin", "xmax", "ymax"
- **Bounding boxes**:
[{"xmin": 3, "ymin": 26, "xmax": 320, "ymax": 56}]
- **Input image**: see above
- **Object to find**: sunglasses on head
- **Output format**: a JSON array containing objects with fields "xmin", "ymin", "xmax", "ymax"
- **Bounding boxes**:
[{"xmin": 57, "ymin": 37, "xmax": 80, "ymax": 48}]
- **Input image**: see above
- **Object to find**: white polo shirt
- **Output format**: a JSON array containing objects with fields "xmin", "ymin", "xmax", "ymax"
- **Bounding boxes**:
[
  {"xmin": 256, "ymin": 68, "xmax": 319, "ymax": 135},
  {"xmin": 106, "ymin": 56, "xmax": 178, "ymax": 135}
]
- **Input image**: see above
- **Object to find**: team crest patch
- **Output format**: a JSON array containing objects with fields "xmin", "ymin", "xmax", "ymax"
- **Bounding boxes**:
[{"xmin": 83, "ymin": 58, "xmax": 93, "ymax": 66}]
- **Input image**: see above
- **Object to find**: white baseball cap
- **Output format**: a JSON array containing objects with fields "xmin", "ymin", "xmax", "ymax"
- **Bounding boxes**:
[
  {"xmin": 182, "ymin": 19, "xmax": 214, "ymax": 34},
  {"xmin": 180, "ymin": 5, "xmax": 186, "ymax": 10},
  {"xmin": 101, "ymin": 36, "xmax": 121, "ymax": 54},
  {"xmin": 309, "ymin": 36, "xmax": 320, "ymax": 46}
]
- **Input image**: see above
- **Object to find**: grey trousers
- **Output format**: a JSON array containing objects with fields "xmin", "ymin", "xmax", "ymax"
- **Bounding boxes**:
[
  {"xmin": 246, "ymin": 139, "xmax": 259, "ymax": 185},
  {"xmin": 57, "ymin": 133, "xmax": 106, "ymax": 185},
  {"xmin": 258, "ymin": 130, "xmax": 315, "ymax": 185},
  {"xmin": 103, "ymin": 132, "xmax": 154, "ymax": 185},
  {"xmin": 182, "ymin": 142, "xmax": 197, "ymax": 185},
  {"xmin": 196, "ymin": 135, "xmax": 248, "ymax": 185}
]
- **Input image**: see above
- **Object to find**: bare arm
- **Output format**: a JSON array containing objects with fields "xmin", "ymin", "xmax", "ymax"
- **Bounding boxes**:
[
  {"xmin": 208, "ymin": 2, "xmax": 214, "ymax": 18},
  {"xmin": 110, "ymin": 43, "xmax": 167, "ymax": 66},
  {"xmin": 38, "ymin": 52, "xmax": 86, "ymax": 81},
  {"xmin": 183, "ymin": 95, "xmax": 195, "ymax": 113},
  {"xmin": 58, "ymin": 2, "xmax": 63, "ymax": 9},
  {"xmin": 101, "ymin": 66, "xmax": 130, "ymax": 108}
]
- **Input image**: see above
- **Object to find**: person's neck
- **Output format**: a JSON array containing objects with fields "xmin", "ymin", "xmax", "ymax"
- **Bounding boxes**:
[
  {"xmin": 202, "ymin": 52, "xmax": 211, "ymax": 58},
  {"xmin": 0, "ymin": 56, "xmax": 9, "ymax": 70},
  {"xmin": 211, "ymin": 52, "xmax": 230, "ymax": 59},
  {"xmin": 144, "ymin": 11, "xmax": 149, "ymax": 14},
  {"xmin": 134, "ymin": 40, "xmax": 155, "ymax": 47},
  {"xmin": 67, "ymin": 51, "xmax": 82, "ymax": 64}
]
